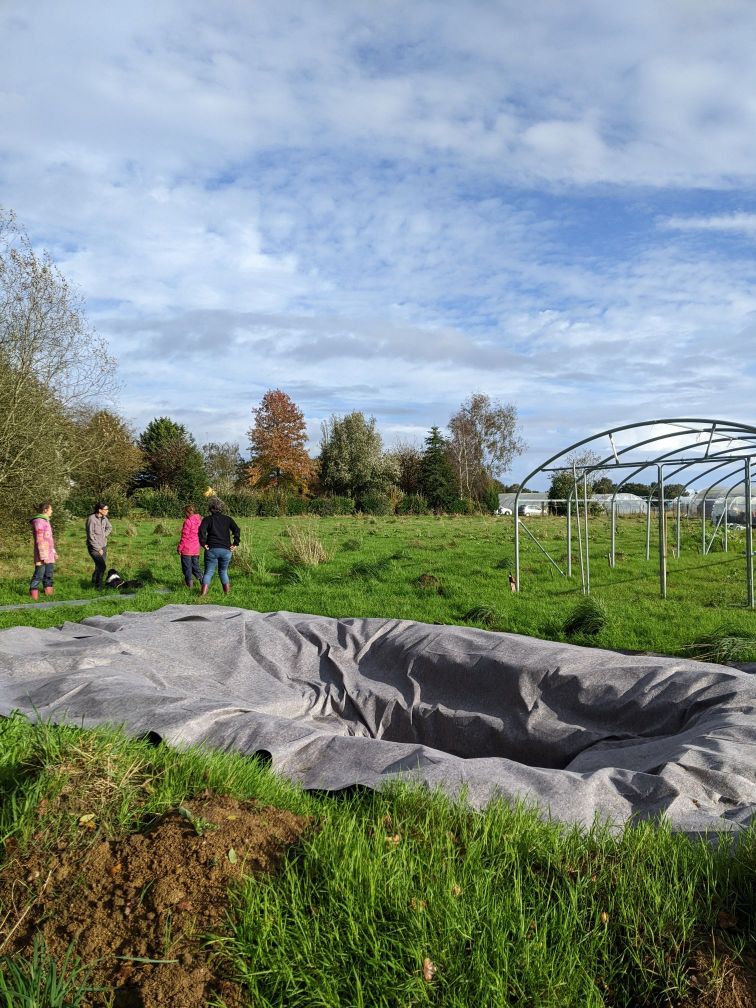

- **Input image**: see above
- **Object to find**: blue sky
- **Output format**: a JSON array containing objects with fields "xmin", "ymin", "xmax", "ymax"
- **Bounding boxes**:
[{"xmin": 2, "ymin": 0, "xmax": 756, "ymax": 485}]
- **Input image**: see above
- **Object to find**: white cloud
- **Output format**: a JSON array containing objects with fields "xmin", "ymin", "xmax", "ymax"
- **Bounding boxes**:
[{"xmin": 2, "ymin": 0, "xmax": 756, "ymax": 480}]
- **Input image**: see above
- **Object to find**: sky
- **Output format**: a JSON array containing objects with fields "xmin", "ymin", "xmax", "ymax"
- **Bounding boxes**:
[{"xmin": 2, "ymin": 0, "xmax": 756, "ymax": 486}]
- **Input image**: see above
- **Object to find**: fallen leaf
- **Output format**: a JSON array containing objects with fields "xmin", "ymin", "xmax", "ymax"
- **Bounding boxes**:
[
  {"xmin": 78, "ymin": 813, "xmax": 95, "ymax": 826},
  {"xmin": 422, "ymin": 957, "xmax": 436, "ymax": 982},
  {"xmin": 451, "ymin": 884, "xmax": 462, "ymax": 897},
  {"xmin": 599, "ymin": 912, "xmax": 609, "ymax": 925},
  {"xmin": 385, "ymin": 834, "xmax": 401, "ymax": 846},
  {"xmin": 227, "ymin": 848, "xmax": 238, "ymax": 864},
  {"xmin": 109, "ymin": 862, "xmax": 122, "ymax": 877}
]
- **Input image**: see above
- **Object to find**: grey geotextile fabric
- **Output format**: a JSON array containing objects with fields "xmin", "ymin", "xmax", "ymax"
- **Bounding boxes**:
[{"xmin": 0, "ymin": 604, "xmax": 754, "ymax": 834}]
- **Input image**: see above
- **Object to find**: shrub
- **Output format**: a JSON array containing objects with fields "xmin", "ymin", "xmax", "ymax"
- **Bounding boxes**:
[
  {"xmin": 256, "ymin": 494, "xmax": 280, "ymax": 518},
  {"xmin": 563, "ymin": 597, "xmax": 608, "ymax": 637},
  {"xmin": 277, "ymin": 525, "xmax": 330, "ymax": 567},
  {"xmin": 280, "ymin": 493, "xmax": 310, "ymax": 516},
  {"xmin": 396, "ymin": 493, "xmax": 429, "ymax": 515},
  {"xmin": 67, "ymin": 490, "xmax": 131, "ymax": 518},
  {"xmin": 308, "ymin": 496, "xmax": 355, "ymax": 517},
  {"xmin": 358, "ymin": 492, "xmax": 393, "ymax": 516},
  {"xmin": 447, "ymin": 497, "xmax": 475, "ymax": 515},
  {"xmin": 138, "ymin": 491, "xmax": 184, "ymax": 518},
  {"xmin": 222, "ymin": 492, "xmax": 259, "ymax": 518}
]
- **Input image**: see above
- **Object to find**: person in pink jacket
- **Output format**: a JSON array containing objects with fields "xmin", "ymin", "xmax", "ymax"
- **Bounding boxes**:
[
  {"xmin": 30, "ymin": 502, "xmax": 58, "ymax": 600},
  {"xmin": 177, "ymin": 504, "xmax": 202, "ymax": 588}
]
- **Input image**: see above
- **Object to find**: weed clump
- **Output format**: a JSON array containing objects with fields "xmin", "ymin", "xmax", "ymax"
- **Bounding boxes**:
[
  {"xmin": 463, "ymin": 604, "xmax": 499, "ymax": 628},
  {"xmin": 563, "ymin": 597, "xmax": 607, "ymax": 637},
  {"xmin": 350, "ymin": 557, "xmax": 393, "ymax": 579},
  {"xmin": 341, "ymin": 538, "xmax": 361, "ymax": 552},
  {"xmin": 682, "ymin": 627, "xmax": 756, "ymax": 664},
  {"xmin": 277, "ymin": 525, "xmax": 330, "ymax": 567},
  {"xmin": 152, "ymin": 523, "xmax": 172, "ymax": 536}
]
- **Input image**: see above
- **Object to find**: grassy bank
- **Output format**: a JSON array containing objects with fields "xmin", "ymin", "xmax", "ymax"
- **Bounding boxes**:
[{"xmin": 0, "ymin": 718, "xmax": 754, "ymax": 1007}]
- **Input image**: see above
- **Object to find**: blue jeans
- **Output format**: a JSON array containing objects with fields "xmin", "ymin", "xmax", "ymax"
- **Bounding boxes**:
[
  {"xmin": 30, "ymin": 563, "xmax": 55, "ymax": 589},
  {"xmin": 203, "ymin": 547, "xmax": 232, "ymax": 586}
]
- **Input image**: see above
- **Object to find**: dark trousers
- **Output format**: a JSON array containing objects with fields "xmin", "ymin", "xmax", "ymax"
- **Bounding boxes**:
[
  {"xmin": 30, "ymin": 563, "xmax": 55, "ymax": 589},
  {"xmin": 180, "ymin": 554, "xmax": 201, "ymax": 585},
  {"xmin": 88, "ymin": 546, "xmax": 107, "ymax": 588}
]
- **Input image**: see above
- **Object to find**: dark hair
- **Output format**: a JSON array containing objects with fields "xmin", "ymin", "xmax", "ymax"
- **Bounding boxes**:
[
  {"xmin": 184, "ymin": 504, "xmax": 196, "ymax": 517},
  {"xmin": 92, "ymin": 502, "xmax": 108, "ymax": 514},
  {"xmin": 208, "ymin": 500, "xmax": 223, "ymax": 514},
  {"xmin": 35, "ymin": 502, "xmax": 52, "ymax": 513}
]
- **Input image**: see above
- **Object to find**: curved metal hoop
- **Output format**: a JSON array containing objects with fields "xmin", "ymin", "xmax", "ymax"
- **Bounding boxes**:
[{"xmin": 513, "ymin": 418, "xmax": 756, "ymax": 607}]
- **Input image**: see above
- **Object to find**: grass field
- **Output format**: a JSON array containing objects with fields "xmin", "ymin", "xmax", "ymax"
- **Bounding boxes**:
[
  {"xmin": 1, "ymin": 513, "xmax": 755, "ymax": 1006},
  {"xmin": 2, "ymin": 512, "xmax": 755, "ymax": 659}
]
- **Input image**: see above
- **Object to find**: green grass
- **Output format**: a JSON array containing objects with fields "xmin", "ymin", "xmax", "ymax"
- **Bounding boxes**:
[
  {"xmin": 1, "ymin": 513, "xmax": 754, "ymax": 660},
  {"xmin": 0, "ymin": 718, "xmax": 754, "ymax": 1007}
]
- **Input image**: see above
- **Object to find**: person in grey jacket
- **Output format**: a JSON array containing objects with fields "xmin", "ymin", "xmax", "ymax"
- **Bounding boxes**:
[{"xmin": 86, "ymin": 502, "xmax": 112, "ymax": 588}]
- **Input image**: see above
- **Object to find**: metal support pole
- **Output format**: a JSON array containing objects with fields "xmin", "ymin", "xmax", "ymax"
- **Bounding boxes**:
[
  {"xmin": 724, "ymin": 495, "xmax": 728, "ymax": 552},
  {"xmin": 574, "ymin": 470, "xmax": 585, "ymax": 594},
  {"xmin": 583, "ymin": 473, "xmax": 591, "ymax": 595},
  {"xmin": 610, "ymin": 499, "xmax": 616, "ymax": 567},
  {"xmin": 658, "ymin": 465, "xmax": 667, "ymax": 599},
  {"xmin": 645, "ymin": 496, "xmax": 652, "ymax": 561},
  {"xmin": 566, "ymin": 493, "xmax": 572, "ymax": 578},
  {"xmin": 701, "ymin": 498, "xmax": 706, "ymax": 554},
  {"xmin": 675, "ymin": 496, "xmax": 681, "ymax": 559},
  {"xmin": 746, "ymin": 459, "xmax": 754, "ymax": 609},
  {"xmin": 514, "ymin": 500, "xmax": 521, "ymax": 592}
]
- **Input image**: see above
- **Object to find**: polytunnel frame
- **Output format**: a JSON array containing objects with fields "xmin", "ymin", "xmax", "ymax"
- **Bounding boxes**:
[{"xmin": 513, "ymin": 419, "xmax": 756, "ymax": 609}]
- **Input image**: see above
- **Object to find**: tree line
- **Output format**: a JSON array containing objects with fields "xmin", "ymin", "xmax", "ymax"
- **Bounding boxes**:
[{"xmin": 0, "ymin": 207, "xmax": 525, "ymax": 529}]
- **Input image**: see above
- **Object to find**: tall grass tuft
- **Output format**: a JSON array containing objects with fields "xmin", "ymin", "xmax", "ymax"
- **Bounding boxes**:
[
  {"xmin": 277, "ymin": 525, "xmax": 330, "ymax": 567},
  {"xmin": 563, "ymin": 596, "xmax": 608, "ymax": 637},
  {"xmin": 0, "ymin": 936, "xmax": 101, "ymax": 1007},
  {"xmin": 462, "ymin": 604, "xmax": 499, "ymax": 628},
  {"xmin": 682, "ymin": 627, "xmax": 756, "ymax": 664}
]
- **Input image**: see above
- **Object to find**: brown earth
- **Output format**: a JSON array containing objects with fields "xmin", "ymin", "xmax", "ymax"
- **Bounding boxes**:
[{"xmin": 0, "ymin": 792, "xmax": 311, "ymax": 1007}]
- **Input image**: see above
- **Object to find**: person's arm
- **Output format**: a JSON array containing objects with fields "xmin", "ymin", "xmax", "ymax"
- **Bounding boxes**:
[
  {"xmin": 198, "ymin": 516, "xmax": 209, "ymax": 549},
  {"xmin": 230, "ymin": 518, "xmax": 241, "ymax": 547}
]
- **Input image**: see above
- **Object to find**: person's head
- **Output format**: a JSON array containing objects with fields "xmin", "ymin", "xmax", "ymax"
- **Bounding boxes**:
[
  {"xmin": 184, "ymin": 504, "xmax": 196, "ymax": 517},
  {"xmin": 93, "ymin": 502, "xmax": 109, "ymax": 517},
  {"xmin": 36, "ymin": 502, "xmax": 53, "ymax": 516},
  {"xmin": 208, "ymin": 497, "xmax": 224, "ymax": 514}
]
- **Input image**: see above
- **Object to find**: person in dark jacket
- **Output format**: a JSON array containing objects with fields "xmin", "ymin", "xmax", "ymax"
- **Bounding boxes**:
[{"xmin": 199, "ymin": 498, "xmax": 241, "ymax": 596}]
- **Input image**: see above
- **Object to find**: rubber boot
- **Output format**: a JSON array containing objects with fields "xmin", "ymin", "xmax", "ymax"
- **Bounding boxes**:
[
  {"xmin": 185, "ymin": 579, "xmax": 193, "ymax": 589},
  {"xmin": 200, "ymin": 583, "xmax": 209, "ymax": 597},
  {"xmin": 30, "ymin": 588, "xmax": 39, "ymax": 601},
  {"xmin": 222, "ymin": 582, "xmax": 231, "ymax": 595},
  {"xmin": 44, "ymin": 586, "xmax": 54, "ymax": 596}
]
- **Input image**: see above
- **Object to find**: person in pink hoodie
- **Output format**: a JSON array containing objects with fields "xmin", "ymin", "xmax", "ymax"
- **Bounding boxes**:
[
  {"xmin": 177, "ymin": 504, "xmax": 202, "ymax": 588},
  {"xmin": 30, "ymin": 502, "xmax": 58, "ymax": 600}
]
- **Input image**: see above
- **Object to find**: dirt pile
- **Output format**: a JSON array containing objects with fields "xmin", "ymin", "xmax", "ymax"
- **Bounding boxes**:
[{"xmin": 0, "ymin": 793, "xmax": 310, "ymax": 1007}]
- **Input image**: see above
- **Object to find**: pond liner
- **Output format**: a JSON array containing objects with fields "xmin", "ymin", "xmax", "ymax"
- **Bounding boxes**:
[{"xmin": 0, "ymin": 604, "xmax": 753, "ymax": 835}]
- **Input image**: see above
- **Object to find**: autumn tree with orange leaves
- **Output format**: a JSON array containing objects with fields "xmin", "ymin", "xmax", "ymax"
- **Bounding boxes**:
[{"xmin": 247, "ymin": 389, "xmax": 314, "ymax": 491}]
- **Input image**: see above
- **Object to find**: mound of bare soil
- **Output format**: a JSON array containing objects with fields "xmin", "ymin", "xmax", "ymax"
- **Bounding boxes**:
[{"xmin": 0, "ymin": 793, "xmax": 310, "ymax": 1007}]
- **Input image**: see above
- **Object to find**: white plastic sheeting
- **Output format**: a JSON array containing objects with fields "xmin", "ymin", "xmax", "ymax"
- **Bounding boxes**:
[{"xmin": 0, "ymin": 605, "xmax": 754, "ymax": 834}]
